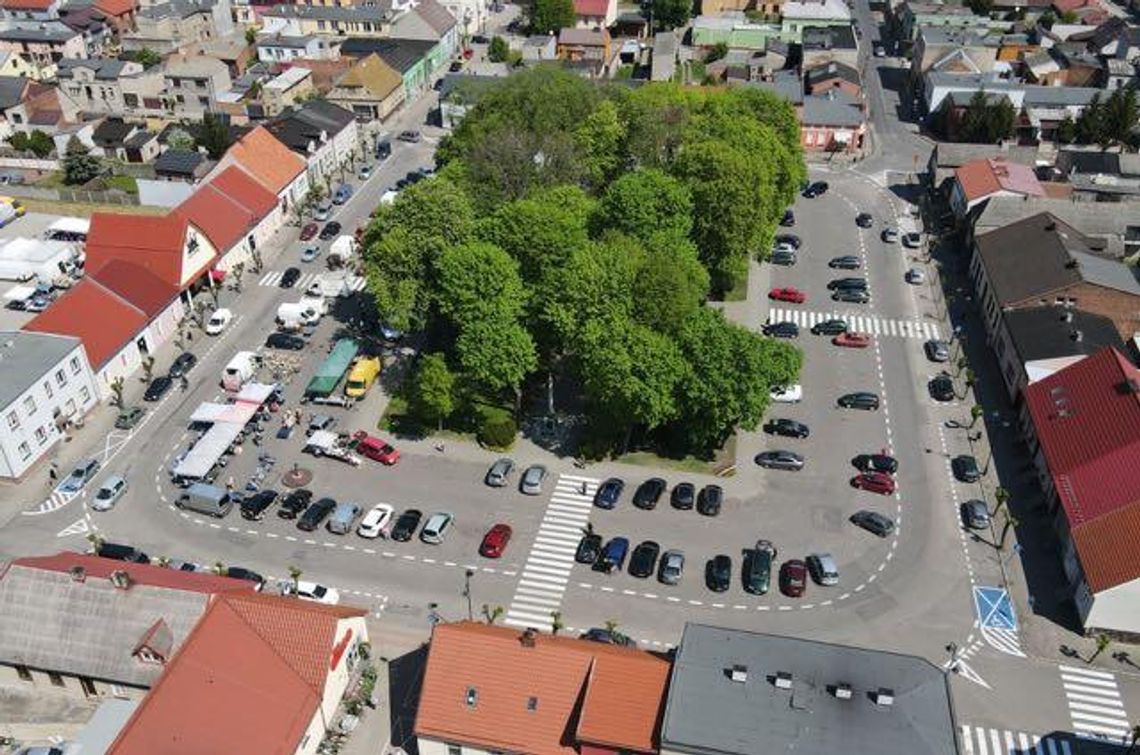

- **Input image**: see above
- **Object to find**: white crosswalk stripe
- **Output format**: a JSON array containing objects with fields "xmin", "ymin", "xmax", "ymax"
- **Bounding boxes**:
[
  {"xmin": 960, "ymin": 725, "xmax": 1073, "ymax": 755},
  {"xmin": 257, "ymin": 270, "xmax": 367, "ymax": 292},
  {"xmin": 504, "ymin": 473, "xmax": 597, "ymax": 631},
  {"xmin": 23, "ymin": 489, "xmax": 78, "ymax": 517},
  {"xmin": 1059, "ymin": 664, "xmax": 1131, "ymax": 741},
  {"xmin": 767, "ymin": 308, "xmax": 942, "ymax": 340},
  {"xmin": 981, "ymin": 626, "xmax": 1026, "ymax": 658}
]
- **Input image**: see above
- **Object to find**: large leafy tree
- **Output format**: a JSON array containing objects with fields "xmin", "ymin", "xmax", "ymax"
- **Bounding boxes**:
[
  {"xmin": 455, "ymin": 318, "xmax": 537, "ymax": 397},
  {"xmin": 574, "ymin": 99, "xmax": 627, "ymax": 192},
  {"xmin": 1100, "ymin": 87, "xmax": 1138, "ymax": 151},
  {"xmin": 652, "ymin": 0, "xmax": 692, "ymax": 29},
  {"xmin": 480, "ymin": 185, "xmax": 595, "ymax": 286},
  {"xmin": 632, "ymin": 231, "xmax": 708, "ymax": 335},
  {"xmin": 412, "ymin": 353, "xmax": 456, "ymax": 429},
  {"xmin": 435, "ymin": 241, "xmax": 527, "ymax": 327},
  {"xmin": 596, "ymin": 169, "xmax": 693, "ymax": 241},
  {"xmin": 528, "ymin": 0, "xmax": 575, "ymax": 33},
  {"xmin": 61, "ymin": 137, "xmax": 102, "ymax": 185}
]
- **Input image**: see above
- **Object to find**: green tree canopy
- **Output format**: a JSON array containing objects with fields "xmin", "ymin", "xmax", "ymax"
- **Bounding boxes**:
[
  {"xmin": 542, "ymin": 234, "xmax": 642, "ymax": 348},
  {"xmin": 596, "ymin": 168, "xmax": 693, "ymax": 241},
  {"xmin": 61, "ymin": 137, "xmax": 101, "ymax": 185},
  {"xmin": 480, "ymin": 185, "xmax": 595, "ymax": 285},
  {"xmin": 456, "ymin": 318, "xmax": 537, "ymax": 395},
  {"xmin": 197, "ymin": 112, "xmax": 234, "ymax": 159},
  {"xmin": 488, "ymin": 36, "xmax": 510, "ymax": 62},
  {"xmin": 528, "ymin": 0, "xmax": 575, "ymax": 32},
  {"xmin": 412, "ymin": 353, "xmax": 456, "ymax": 428},
  {"xmin": 632, "ymin": 230, "xmax": 709, "ymax": 335},
  {"xmin": 435, "ymin": 241, "xmax": 527, "ymax": 326},
  {"xmin": 653, "ymin": 0, "xmax": 693, "ymax": 29}
]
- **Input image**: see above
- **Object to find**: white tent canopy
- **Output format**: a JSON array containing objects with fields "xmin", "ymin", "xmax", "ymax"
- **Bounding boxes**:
[
  {"xmin": 189, "ymin": 402, "xmax": 260, "ymax": 425},
  {"xmin": 47, "ymin": 217, "xmax": 90, "ymax": 235},
  {"xmin": 172, "ymin": 423, "xmax": 244, "ymax": 480}
]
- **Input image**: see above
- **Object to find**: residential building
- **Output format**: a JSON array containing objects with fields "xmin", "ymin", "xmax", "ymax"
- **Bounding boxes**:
[
  {"xmin": 521, "ymin": 33, "xmax": 557, "ymax": 62},
  {"xmin": 260, "ymin": 3, "xmax": 393, "ymax": 38},
  {"xmin": 0, "ymin": 0, "xmax": 61, "ymax": 21},
  {"xmin": 799, "ymin": 24, "xmax": 859, "ymax": 69},
  {"xmin": 1023, "ymin": 347, "xmax": 1140, "ymax": 636},
  {"xmin": 174, "ymin": 164, "xmax": 281, "ymax": 270},
  {"xmin": 0, "ymin": 20, "xmax": 88, "ymax": 79},
  {"xmin": 437, "ymin": 73, "xmax": 498, "ymax": 128},
  {"xmin": 804, "ymin": 60, "xmax": 861, "ymax": 96},
  {"xmin": 699, "ymin": 0, "xmax": 749, "ymax": 14},
  {"xmin": 573, "ymin": 0, "xmax": 616, "ymax": 29},
  {"xmin": 107, "ymin": 591, "xmax": 369, "ymax": 754},
  {"xmin": 970, "ymin": 212, "xmax": 1140, "ymax": 343},
  {"xmin": 4, "ymin": 81, "xmax": 80, "ymax": 135},
  {"xmin": 262, "ymin": 65, "xmax": 315, "ymax": 117},
  {"xmin": 414, "ymin": 622, "xmax": 671, "ymax": 755},
  {"xmin": 992, "ymin": 304, "xmax": 1123, "ymax": 401},
  {"xmin": 801, "ymin": 89, "xmax": 865, "ymax": 153},
  {"xmin": 0, "ymin": 74, "xmax": 28, "ymax": 138},
  {"xmin": 91, "ymin": 118, "xmax": 158, "ymax": 162},
  {"xmin": 0, "ymin": 333, "xmax": 98, "ymax": 480},
  {"xmin": 340, "ymin": 37, "xmax": 444, "ymax": 97},
  {"xmin": 264, "ymin": 99, "xmax": 358, "ymax": 187},
  {"xmin": 0, "ymin": 552, "xmax": 255, "ymax": 697},
  {"xmin": 255, "ymin": 33, "xmax": 336, "ymax": 63},
  {"xmin": 661, "ymin": 623, "xmax": 958, "ymax": 755},
  {"xmin": 58, "ymin": 4, "xmax": 112, "ymax": 56},
  {"xmin": 153, "ymin": 148, "xmax": 209, "ymax": 181},
  {"xmin": 974, "ymin": 195, "xmax": 1140, "ymax": 258},
  {"xmin": 691, "ymin": 13, "xmax": 784, "ymax": 51},
  {"xmin": 327, "ymin": 52, "xmax": 405, "ymax": 122},
  {"xmin": 1052, "ymin": 150, "xmax": 1140, "ymax": 202},
  {"xmin": 56, "ymin": 58, "xmax": 166, "ymax": 118},
  {"xmin": 926, "ymin": 142, "xmax": 1039, "ymax": 192},
  {"xmin": 909, "ymin": 27, "xmax": 1001, "ymax": 82},
  {"xmin": 183, "ymin": 35, "xmax": 251, "ymax": 78},
  {"xmin": 557, "ymin": 27, "xmax": 611, "ymax": 63},
  {"xmin": 951, "ymin": 157, "xmax": 1046, "ymax": 218},
  {"xmin": 391, "ymin": 0, "xmax": 457, "ymax": 60},
  {"xmin": 121, "ymin": 0, "xmax": 234, "ymax": 54},
  {"xmin": 94, "ymin": 0, "xmax": 138, "ymax": 33},
  {"xmin": 438, "ymin": 0, "xmax": 483, "ymax": 37},
  {"xmin": 0, "ymin": 50, "xmax": 34, "ymax": 77},
  {"xmin": 83, "ymin": 211, "xmax": 217, "ymax": 291},
  {"xmin": 780, "ymin": 0, "xmax": 850, "ymax": 36},
  {"xmin": 210, "ymin": 123, "xmax": 309, "ymax": 213},
  {"xmin": 894, "ymin": 0, "xmax": 992, "ymax": 49},
  {"xmin": 162, "ymin": 56, "xmax": 232, "ymax": 117}
]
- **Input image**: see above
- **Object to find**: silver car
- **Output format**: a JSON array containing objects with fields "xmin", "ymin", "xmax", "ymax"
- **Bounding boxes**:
[
  {"xmin": 420, "ymin": 512, "xmax": 454, "ymax": 544},
  {"xmin": 658, "ymin": 550, "xmax": 685, "ymax": 585},
  {"xmin": 485, "ymin": 457, "xmax": 514, "ymax": 487},
  {"xmin": 806, "ymin": 552, "xmax": 840, "ymax": 586},
  {"xmin": 924, "ymin": 339, "xmax": 950, "ymax": 363},
  {"xmin": 91, "ymin": 474, "xmax": 128, "ymax": 511},
  {"xmin": 59, "ymin": 458, "xmax": 100, "ymax": 494},
  {"xmin": 521, "ymin": 464, "xmax": 547, "ymax": 495},
  {"xmin": 754, "ymin": 450, "xmax": 805, "ymax": 471}
]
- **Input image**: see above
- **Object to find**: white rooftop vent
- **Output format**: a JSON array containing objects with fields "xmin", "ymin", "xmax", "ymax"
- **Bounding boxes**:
[
  {"xmin": 465, "ymin": 686, "xmax": 477, "ymax": 708},
  {"xmin": 730, "ymin": 665, "xmax": 748, "ymax": 683},
  {"xmin": 875, "ymin": 687, "xmax": 895, "ymax": 706},
  {"xmin": 834, "ymin": 683, "xmax": 853, "ymax": 699},
  {"xmin": 774, "ymin": 671, "xmax": 793, "ymax": 690}
]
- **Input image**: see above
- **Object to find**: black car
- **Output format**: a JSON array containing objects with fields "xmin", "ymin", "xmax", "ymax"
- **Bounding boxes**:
[
  {"xmin": 278, "ymin": 489, "xmax": 313, "ymax": 519},
  {"xmin": 829, "ymin": 255, "xmax": 862, "ymax": 270},
  {"xmin": 838, "ymin": 392, "xmax": 880, "ymax": 410},
  {"xmin": 671, "ymin": 482, "xmax": 695, "ymax": 510},
  {"xmin": 297, "ymin": 497, "xmax": 337, "ymax": 531},
  {"xmin": 471, "ymin": 33, "xmax": 490, "ymax": 43},
  {"xmin": 376, "ymin": 140, "xmax": 391, "ymax": 160},
  {"xmin": 851, "ymin": 510, "xmax": 895, "ymax": 537},
  {"xmin": 743, "ymin": 541, "xmax": 776, "ymax": 594},
  {"xmin": 827, "ymin": 277, "xmax": 868, "ymax": 291},
  {"xmin": 706, "ymin": 554, "xmax": 732, "ymax": 592},
  {"xmin": 832, "ymin": 289, "xmax": 871, "ymax": 304},
  {"xmin": 575, "ymin": 533, "xmax": 602, "ymax": 564},
  {"xmin": 802, "ymin": 180, "xmax": 829, "ymax": 198},
  {"xmin": 763, "ymin": 321, "xmax": 799, "ymax": 339},
  {"xmin": 854, "ymin": 454, "xmax": 898, "ymax": 474},
  {"xmin": 280, "ymin": 267, "xmax": 301, "ymax": 288},
  {"xmin": 96, "ymin": 542, "xmax": 150, "ymax": 563},
  {"xmin": 633, "ymin": 478, "xmax": 666, "ymax": 510},
  {"xmin": 780, "ymin": 209, "xmax": 795, "ymax": 226},
  {"xmin": 629, "ymin": 540, "xmax": 661, "ymax": 578},
  {"xmin": 775, "ymin": 233, "xmax": 801, "ymax": 249},
  {"xmin": 448, "ymin": 60, "xmax": 463, "ymax": 72},
  {"xmin": 697, "ymin": 485, "xmax": 723, "ymax": 516},
  {"xmin": 594, "ymin": 477, "xmax": 624, "ymax": 509},
  {"xmin": 266, "ymin": 332, "xmax": 306, "ymax": 350},
  {"xmin": 952, "ymin": 455, "xmax": 981, "ymax": 483},
  {"xmin": 432, "ymin": 78, "xmax": 444, "ymax": 91},
  {"xmin": 580, "ymin": 627, "xmax": 635, "ymax": 647},
  {"xmin": 764, "ymin": 418, "xmax": 809, "ymax": 438},
  {"xmin": 224, "ymin": 566, "xmax": 265, "ymax": 586},
  {"xmin": 319, "ymin": 221, "xmax": 341, "ymax": 241},
  {"xmin": 391, "ymin": 508, "xmax": 423, "ymax": 541},
  {"xmin": 143, "ymin": 375, "xmax": 173, "ymax": 402},
  {"xmin": 168, "ymin": 352, "xmax": 197, "ymax": 379},
  {"xmin": 811, "ymin": 319, "xmax": 848, "ymax": 336},
  {"xmin": 856, "ymin": 212, "xmax": 873, "ymax": 228},
  {"xmin": 240, "ymin": 489, "xmax": 279, "ymax": 521},
  {"xmin": 929, "ymin": 374, "xmax": 955, "ymax": 402}
]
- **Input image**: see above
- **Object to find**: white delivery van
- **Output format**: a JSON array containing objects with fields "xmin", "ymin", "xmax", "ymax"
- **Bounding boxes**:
[
  {"xmin": 276, "ymin": 300, "xmax": 323, "ymax": 330},
  {"xmin": 328, "ymin": 235, "xmax": 356, "ymax": 267},
  {"xmin": 221, "ymin": 351, "xmax": 258, "ymax": 391}
]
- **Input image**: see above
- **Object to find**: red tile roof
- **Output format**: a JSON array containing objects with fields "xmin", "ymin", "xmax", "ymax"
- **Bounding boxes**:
[
  {"xmin": 94, "ymin": 0, "xmax": 136, "ymax": 15},
  {"xmin": 85, "ymin": 212, "xmax": 198, "ymax": 290},
  {"xmin": 415, "ymin": 622, "xmax": 669, "ymax": 755},
  {"xmin": 1071, "ymin": 504, "xmax": 1140, "ymax": 594},
  {"xmin": 11, "ymin": 553, "xmax": 256, "ymax": 595},
  {"xmin": 1026, "ymin": 347, "xmax": 1140, "ymax": 592},
  {"xmin": 108, "ymin": 592, "xmax": 366, "ymax": 755},
  {"xmin": 175, "ymin": 166, "xmax": 278, "ymax": 253},
  {"xmin": 88, "ymin": 259, "xmax": 179, "ymax": 318},
  {"xmin": 0, "ymin": 0, "xmax": 54, "ymax": 10},
  {"xmin": 574, "ymin": 0, "xmax": 610, "ymax": 16},
  {"xmin": 208, "ymin": 165, "xmax": 279, "ymax": 218},
  {"xmin": 22, "ymin": 279, "xmax": 149, "ymax": 368},
  {"xmin": 955, "ymin": 157, "xmax": 1045, "ymax": 203},
  {"xmin": 221, "ymin": 126, "xmax": 306, "ymax": 196}
]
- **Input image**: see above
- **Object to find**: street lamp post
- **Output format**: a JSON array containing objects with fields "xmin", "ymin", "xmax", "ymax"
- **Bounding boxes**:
[{"xmin": 463, "ymin": 569, "xmax": 474, "ymax": 621}]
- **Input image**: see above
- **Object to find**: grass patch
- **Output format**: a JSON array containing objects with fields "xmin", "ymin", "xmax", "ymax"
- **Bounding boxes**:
[
  {"xmin": 17, "ymin": 198, "xmax": 164, "ymax": 217},
  {"xmin": 689, "ymin": 61, "xmax": 706, "ymax": 82},
  {"xmin": 104, "ymin": 174, "xmax": 139, "ymax": 194},
  {"xmin": 618, "ymin": 435, "xmax": 737, "ymax": 476},
  {"xmin": 379, "ymin": 388, "xmax": 515, "ymax": 448},
  {"xmin": 615, "ymin": 64, "xmax": 635, "ymax": 80}
]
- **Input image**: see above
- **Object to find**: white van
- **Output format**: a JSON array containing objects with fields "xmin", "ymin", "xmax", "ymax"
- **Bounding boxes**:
[
  {"xmin": 221, "ymin": 351, "xmax": 258, "ymax": 392},
  {"xmin": 176, "ymin": 482, "xmax": 235, "ymax": 518}
]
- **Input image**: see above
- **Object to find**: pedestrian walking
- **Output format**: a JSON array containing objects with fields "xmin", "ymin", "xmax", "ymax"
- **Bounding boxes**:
[
  {"xmin": 225, "ymin": 476, "xmax": 234, "ymax": 492},
  {"xmin": 48, "ymin": 462, "xmax": 58, "ymax": 483}
]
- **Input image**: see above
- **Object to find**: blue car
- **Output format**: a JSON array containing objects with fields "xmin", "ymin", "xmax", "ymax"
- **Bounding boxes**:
[
  {"xmin": 332, "ymin": 183, "xmax": 354, "ymax": 205},
  {"xmin": 594, "ymin": 536, "xmax": 629, "ymax": 573},
  {"xmin": 300, "ymin": 246, "xmax": 320, "ymax": 263},
  {"xmin": 593, "ymin": 477, "xmax": 624, "ymax": 509}
]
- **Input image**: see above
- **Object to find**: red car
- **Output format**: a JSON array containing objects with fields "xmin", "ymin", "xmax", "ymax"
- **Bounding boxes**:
[
  {"xmin": 851, "ymin": 471, "xmax": 896, "ymax": 495},
  {"xmin": 351, "ymin": 431, "xmax": 400, "ymax": 465},
  {"xmin": 779, "ymin": 559, "xmax": 807, "ymax": 597},
  {"xmin": 480, "ymin": 523, "xmax": 512, "ymax": 558},
  {"xmin": 833, "ymin": 332, "xmax": 872, "ymax": 348},
  {"xmin": 769, "ymin": 287, "xmax": 807, "ymax": 304},
  {"xmin": 300, "ymin": 222, "xmax": 319, "ymax": 241}
]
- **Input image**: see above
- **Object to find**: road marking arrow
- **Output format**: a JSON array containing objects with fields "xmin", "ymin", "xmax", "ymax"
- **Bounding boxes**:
[{"xmin": 56, "ymin": 518, "xmax": 89, "ymax": 538}]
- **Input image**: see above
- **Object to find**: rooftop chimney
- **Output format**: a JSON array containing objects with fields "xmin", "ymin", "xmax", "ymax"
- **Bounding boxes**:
[
  {"xmin": 1071, "ymin": 330, "xmax": 1083, "ymax": 342},
  {"xmin": 68, "ymin": 565, "xmax": 86, "ymax": 583},
  {"xmin": 520, "ymin": 628, "xmax": 537, "ymax": 648},
  {"xmin": 109, "ymin": 570, "xmax": 132, "ymax": 590},
  {"xmin": 1061, "ymin": 310, "xmax": 1073, "ymax": 322},
  {"xmin": 834, "ymin": 682, "xmax": 853, "ymax": 699},
  {"xmin": 730, "ymin": 664, "xmax": 748, "ymax": 683},
  {"xmin": 875, "ymin": 687, "xmax": 895, "ymax": 706},
  {"xmin": 774, "ymin": 671, "xmax": 793, "ymax": 690}
]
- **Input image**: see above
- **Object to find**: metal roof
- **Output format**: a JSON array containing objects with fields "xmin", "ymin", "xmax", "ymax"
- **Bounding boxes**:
[
  {"xmin": 154, "ymin": 148, "xmax": 205, "ymax": 176},
  {"xmin": 0, "ymin": 331, "xmax": 83, "ymax": 412},
  {"xmin": 661, "ymin": 624, "xmax": 958, "ymax": 755}
]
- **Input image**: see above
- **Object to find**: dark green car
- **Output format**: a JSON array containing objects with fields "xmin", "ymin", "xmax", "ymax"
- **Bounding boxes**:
[
  {"xmin": 744, "ymin": 540, "xmax": 777, "ymax": 595},
  {"xmin": 114, "ymin": 406, "xmax": 146, "ymax": 430}
]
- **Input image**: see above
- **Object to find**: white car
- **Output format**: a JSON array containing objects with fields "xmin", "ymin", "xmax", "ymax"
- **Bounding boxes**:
[
  {"xmin": 769, "ymin": 384, "xmax": 803, "ymax": 404},
  {"xmin": 905, "ymin": 268, "xmax": 926, "ymax": 285},
  {"xmin": 91, "ymin": 474, "xmax": 128, "ymax": 511},
  {"xmin": 204, "ymin": 308, "xmax": 233, "ymax": 335},
  {"xmin": 358, "ymin": 503, "xmax": 395, "ymax": 538},
  {"xmin": 287, "ymin": 580, "xmax": 340, "ymax": 605},
  {"xmin": 420, "ymin": 512, "xmax": 454, "ymax": 544}
]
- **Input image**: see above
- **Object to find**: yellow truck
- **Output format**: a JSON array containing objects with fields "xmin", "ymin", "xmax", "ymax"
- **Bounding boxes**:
[
  {"xmin": 344, "ymin": 356, "xmax": 381, "ymax": 398},
  {"xmin": 0, "ymin": 197, "xmax": 26, "ymax": 217}
]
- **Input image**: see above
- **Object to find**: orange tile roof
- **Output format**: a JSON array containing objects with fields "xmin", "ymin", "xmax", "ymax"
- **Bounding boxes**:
[
  {"xmin": 208, "ymin": 165, "xmax": 279, "ymax": 218},
  {"xmin": 175, "ymin": 184, "xmax": 255, "ymax": 254},
  {"xmin": 415, "ymin": 622, "xmax": 670, "ymax": 755},
  {"xmin": 94, "ymin": 0, "xmax": 136, "ymax": 15},
  {"xmin": 23, "ymin": 279, "xmax": 149, "ymax": 368},
  {"xmin": 223, "ymin": 126, "xmax": 305, "ymax": 196},
  {"xmin": 954, "ymin": 157, "xmax": 1045, "ymax": 203},
  {"xmin": 88, "ymin": 259, "xmax": 179, "ymax": 317},
  {"xmin": 0, "ymin": 0, "xmax": 54, "ymax": 9},
  {"xmin": 1072, "ymin": 503, "xmax": 1140, "ymax": 593},
  {"xmin": 109, "ymin": 592, "xmax": 366, "ymax": 755},
  {"xmin": 85, "ymin": 212, "xmax": 196, "ymax": 290},
  {"xmin": 12, "ymin": 552, "xmax": 256, "ymax": 594}
]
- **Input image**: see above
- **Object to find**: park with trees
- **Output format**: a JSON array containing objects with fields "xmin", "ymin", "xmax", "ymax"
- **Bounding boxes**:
[{"xmin": 362, "ymin": 68, "xmax": 805, "ymax": 460}]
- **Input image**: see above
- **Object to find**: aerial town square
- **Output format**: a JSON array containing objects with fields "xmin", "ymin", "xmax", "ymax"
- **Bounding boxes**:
[{"xmin": 0, "ymin": 0, "xmax": 1137, "ymax": 750}]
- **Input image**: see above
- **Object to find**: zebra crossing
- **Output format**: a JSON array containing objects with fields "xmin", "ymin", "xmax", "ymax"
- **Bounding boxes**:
[
  {"xmin": 1059, "ymin": 664, "xmax": 1132, "ymax": 741},
  {"xmin": 960, "ymin": 725, "xmax": 1073, "ymax": 755},
  {"xmin": 257, "ymin": 270, "xmax": 368, "ymax": 291},
  {"xmin": 504, "ymin": 473, "xmax": 597, "ymax": 631},
  {"xmin": 22, "ymin": 489, "xmax": 78, "ymax": 517},
  {"xmin": 767, "ymin": 308, "xmax": 943, "ymax": 340}
]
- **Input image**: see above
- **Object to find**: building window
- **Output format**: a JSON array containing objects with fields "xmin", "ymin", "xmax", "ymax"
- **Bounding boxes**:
[
  {"xmin": 43, "ymin": 381, "xmax": 52, "ymax": 399},
  {"xmin": 447, "ymin": 746, "xmax": 462, "ymax": 755},
  {"xmin": 23, "ymin": 395, "xmax": 36, "ymax": 415},
  {"xmin": 35, "ymin": 426, "xmax": 48, "ymax": 445},
  {"xmin": 17, "ymin": 442, "xmax": 30, "ymax": 460},
  {"xmin": 16, "ymin": 666, "xmax": 31, "ymax": 682},
  {"xmin": 198, "ymin": 96, "xmax": 209, "ymax": 106},
  {"xmin": 80, "ymin": 677, "xmax": 97, "ymax": 696},
  {"xmin": 66, "ymin": 398, "xmax": 76, "ymax": 414},
  {"xmin": 48, "ymin": 672, "xmax": 64, "ymax": 687},
  {"xmin": 6, "ymin": 411, "xmax": 17, "ymax": 429},
  {"xmin": 55, "ymin": 369, "xmax": 66, "ymax": 386},
  {"xmin": 70, "ymin": 356, "xmax": 80, "ymax": 375}
]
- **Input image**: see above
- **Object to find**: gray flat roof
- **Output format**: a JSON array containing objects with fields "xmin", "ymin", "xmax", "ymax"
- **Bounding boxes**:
[
  {"xmin": 0, "ymin": 331, "xmax": 82, "ymax": 412},
  {"xmin": 661, "ymin": 624, "xmax": 958, "ymax": 755}
]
